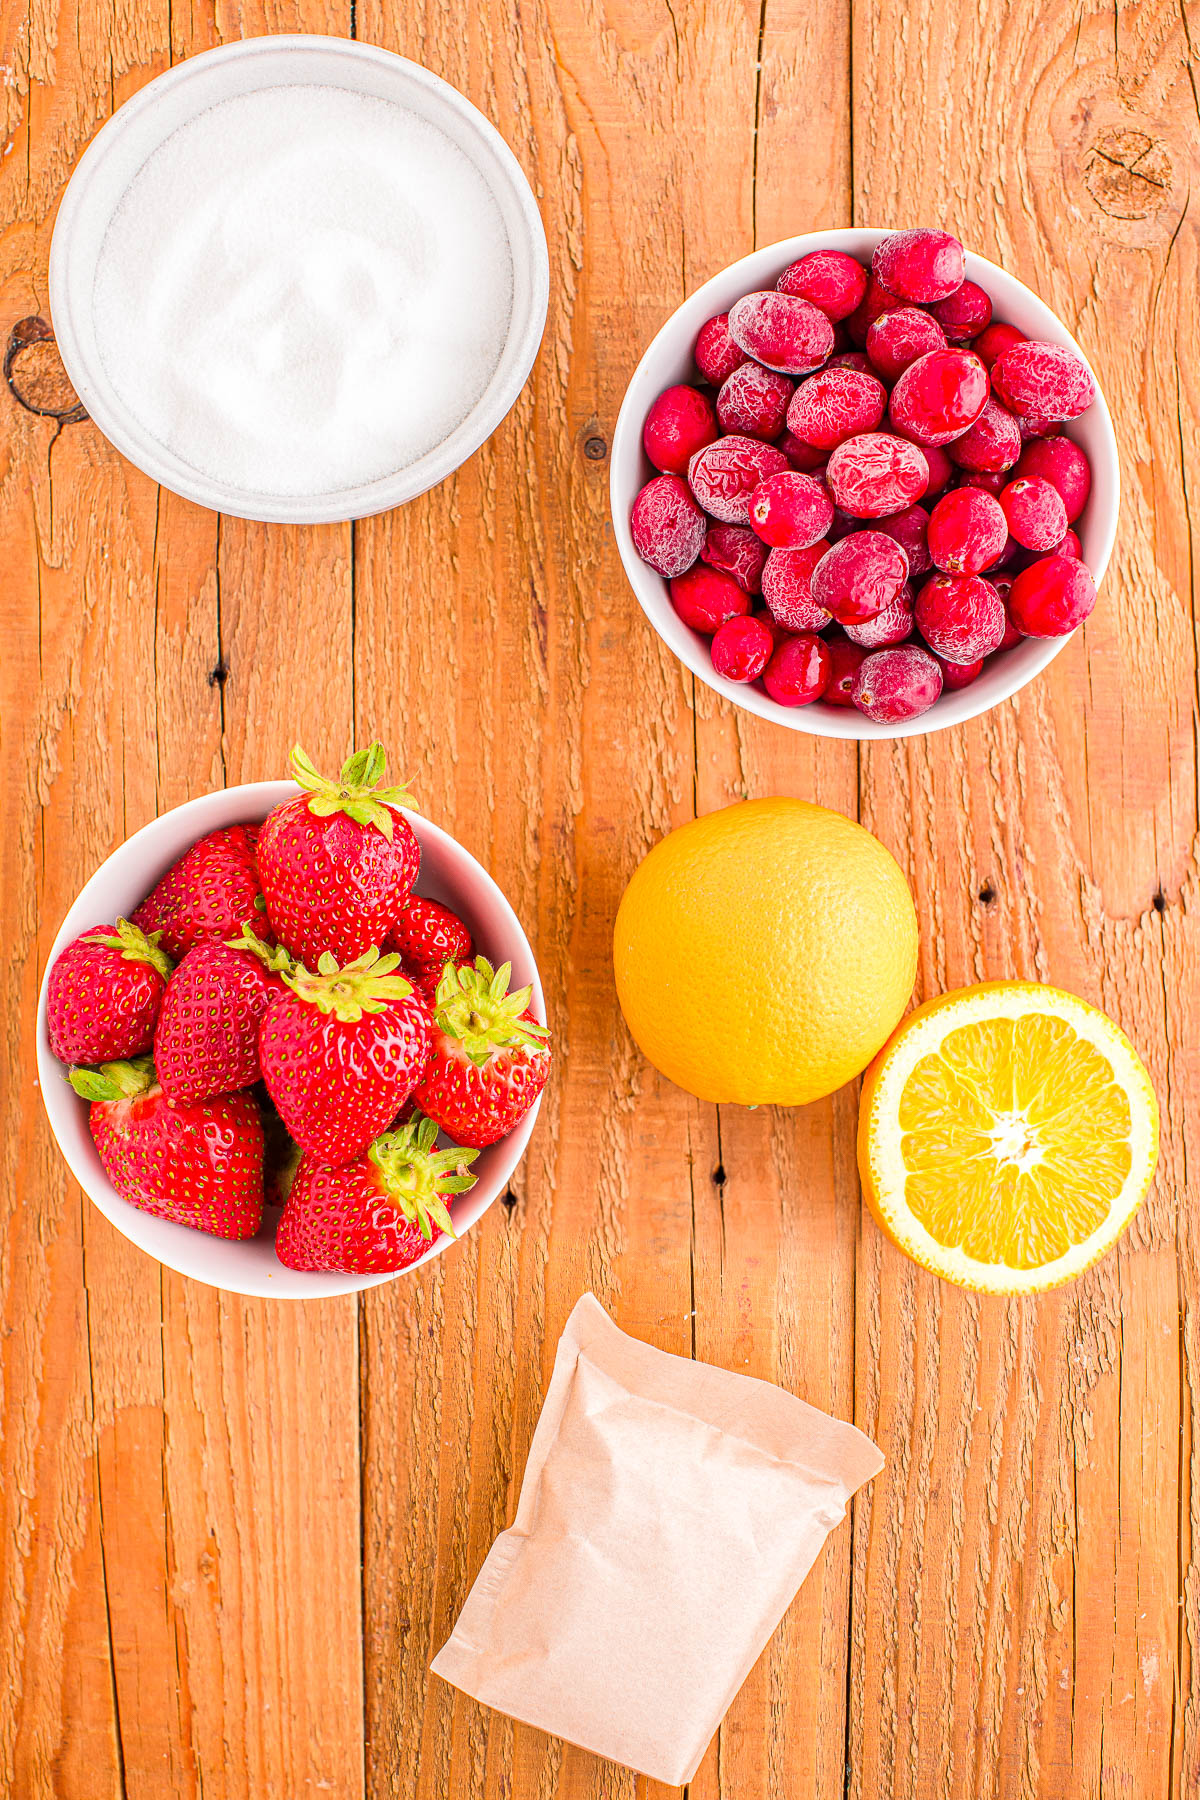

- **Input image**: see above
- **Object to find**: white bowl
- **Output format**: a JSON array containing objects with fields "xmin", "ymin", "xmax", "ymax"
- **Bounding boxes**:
[
  {"xmin": 610, "ymin": 229, "xmax": 1120, "ymax": 740},
  {"xmin": 48, "ymin": 35, "xmax": 549, "ymax": 524},
  {"xmin": 35, "ymin": 783, "xmax": 545, "ymax": 1299}
]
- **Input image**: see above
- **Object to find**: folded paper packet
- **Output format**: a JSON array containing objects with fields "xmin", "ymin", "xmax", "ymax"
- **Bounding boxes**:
[{"xmin": 431, "ymin": 1292, "xmax": 883, "ymax": 1785}]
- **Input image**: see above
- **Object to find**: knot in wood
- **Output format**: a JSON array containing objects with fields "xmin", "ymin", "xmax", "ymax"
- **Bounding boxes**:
[
  {"xmin": 5, "ymin": 318, "xmax": 87, "ymax": 421},
  {"xmin": 1084, "ymin": 129, "xmax": 1173, "ymax": 220}
]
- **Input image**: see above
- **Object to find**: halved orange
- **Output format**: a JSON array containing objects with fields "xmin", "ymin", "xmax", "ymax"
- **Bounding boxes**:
[{"xmin": 858, "ymin": 982, "xmax": 1159, "ymax": 1293}]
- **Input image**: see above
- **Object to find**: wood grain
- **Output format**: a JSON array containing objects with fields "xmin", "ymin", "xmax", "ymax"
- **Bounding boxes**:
[{"xmin": 0, "ymin": 0, "xmax": 1196, "ymax": 1796}]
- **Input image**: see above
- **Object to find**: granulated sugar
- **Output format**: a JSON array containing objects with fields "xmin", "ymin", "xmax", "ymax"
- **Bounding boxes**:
[{"xmin": 92, "ymin": 85, "xmax": 514, "ymax": 497}]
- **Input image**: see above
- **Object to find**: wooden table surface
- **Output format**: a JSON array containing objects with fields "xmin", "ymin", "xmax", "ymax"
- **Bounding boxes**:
[{"xmin": 3, "ymin": 2, "xmax": 1198, "ymax": 1796}]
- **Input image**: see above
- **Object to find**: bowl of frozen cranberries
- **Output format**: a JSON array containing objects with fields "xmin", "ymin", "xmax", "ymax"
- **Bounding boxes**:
[
  {"xmin": 35, "ymin": 743, "xmax": 548, "ymax": 1299},
  {"xmin": 611, "ymin": 228, "xmax": 1118, "ymax": 736}
]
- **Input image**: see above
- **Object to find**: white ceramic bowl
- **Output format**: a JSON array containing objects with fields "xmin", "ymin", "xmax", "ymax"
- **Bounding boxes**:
[
  {"xmin": 610, "ymin": 229, "xmax": 1120, "ymax": 739},
  {"xmin": 48, "ymin": 35, "xmax": 549, "ymax": 524},
  {"xmin": 36, "ymin": 783, "xmax": 545, "ymax": 1299}
]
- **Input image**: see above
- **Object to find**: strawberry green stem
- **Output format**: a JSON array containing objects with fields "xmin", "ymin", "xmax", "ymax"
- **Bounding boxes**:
[
  {"xmin": 284, "ymin": 947, "xmax": 414, "ymax": 1022},
  {"xmin": 433, "ymin": 957, "xmax": 550, "ymax": 1069},
  {"xmin": 368, "ymin": 1114, "xmax": 478, "ymax": 1240},
  {"xmin": 68, "ymin": 1055, "xmax": 156, "ymax": 1102},
  {"xmin": 226, "ymin": 924, "xmax": 295, "ymax": 975},
  {"xmin": 289, "ymin": 741, "xmax": 418, "ymax": 841},
  {"xmin": 82, "ymin": 918, "xmax": 172, "ymax": 981}
]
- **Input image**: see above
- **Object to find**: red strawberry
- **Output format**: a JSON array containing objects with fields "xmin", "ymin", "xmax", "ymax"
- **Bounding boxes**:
[
  {"xmin": 154, "ymin": 928, "xmax": 293, "ymax": 1104},
  {"xmin": 67, "ymin": 1057, "xmax": 264, "ymax": 1239},
  {"xmin": 47, "ymin": 919, "xmax": 172, "ymax": 1064},
  {"xmin": 257, "ymin": 743, "xmax": 420, "ymax": 968},
  {"xmin": 415, "ymin": 957, "xmax": 551, "ymax": 1149},
  {"xmin": 132, "ymin": 824, "xmax": 271, "ymax": 960},
  {"xmin": 276, "ymin": 1114, "xmax": 479, "ymax": 1273},
  {"xmin": 259, "ymin": 947, "xmax": 432, "ymax": 1165},
  {"xmin": 389, "ymin": 895, "xmax": 473, "ymax": 974}
]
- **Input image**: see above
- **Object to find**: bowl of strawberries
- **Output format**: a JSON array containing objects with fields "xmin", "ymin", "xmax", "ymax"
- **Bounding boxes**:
[
  {"xmin": 36, "ymin": 742, "xmax": 549, "ymax": 1298},
  {"xmin": 611, "ymin": 227, "xmax": 1119, "ymax": 737}
]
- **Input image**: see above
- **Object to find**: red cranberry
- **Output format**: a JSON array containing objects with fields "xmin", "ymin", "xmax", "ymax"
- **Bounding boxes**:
[
  {"xmin": 991, "ymin": 340, "xmax": 1096, "ymax": 422},
  {"xmin": 852, "ymin": 644, "xmax": 944, "ymax": 722},
  {"xmin": 875, "ymin": 503, "xmax": 932, "ymax": 575},
  {"xmin": 826, "ymin": 431, "xmax": 929, "ymax": 517},
  {"xmin": 761, "ymin": 542, "xmax": 832, "ymax": 631},
  {"xmin": 866, "ymin": 306, "xmax": 947, "ymax": 382},
  {"xmin": 947, "ymin": 396, "xmax": 1022, "ymax": 472},
  {"xmin": 889, "ymin": 348, "xmax": 989, "ymax": 446},
  {"xmin": 717, "ymin": 361, "xmax": 794, "ymax": 439},
  {"xmin": 643, "ymin": 384, "xmax": 718, "ymax": 475},
  {"xmin": 922, "ymin": 444, "xmax": 954, "ymax": 497},
  {"xmin": 753, "ymin": 607, "xmax": 790, "ymax": 651},
  {"xmin": 973, "ymin": 321, "xmax": 1026, "ymax": 369},
  {"xmin": 927, "ymin": 487, "xmax": 1008, "ymax": 575},
  {"xmin": 1000, "ymin": 475, "xmax": 1068, "ymax": 551},
  {"xmin": 823, "ymin": 636, "xmax": 868, "ymax": 706},
  {"xmin": 778, "ymin": 430, "xmax": 828, "ymax": 472},
  {"xmin": 930, "ymin": 280, "xmax": 992, "ymax": 341},
  {"xmin": 669, "ymin": 564, "xmax": 753, "ymax": 634},
  {"xmin": 700, "ymin": 523, "xmax": 768, "ymax": 593},
  {"xmin": 934, "ymin": 654, "xmax": 984, "ymax": 690},
  {"xmin": 1007, "ymin": 555, "xmax": 1097, "ymax": 636},
  {"xmin": 762, "ymin": 633, "xmax": 831, "ymax": 705},
  {"xmin": 915, "ymin": 573, "xmax": 1006, "ymax": 661},
  {"xmin": 845, "ymin": 276, "xmax": 903, "ymax": 347},
  {"xmin": 710, "ymin": 613, "xmax": 775, "ymax": 682},
  {"xmin": 748, "ymin": 470, "xmax": 834, "ymax": 549},
  {"xmin": 688, "ymin": 435, "xmax": 788, "ymax": 524},
  {"xmin": 958, "ymin": 468, "xmax": 1007, "ymax": 496},
  {"xmin": 1056, "ymin": 528, "xmax": 1083, "ymax": 558},
  {"xmin": 843, "ymin": 583, "xmax": 915, "ymax": 647},
  {"xmin": 777, "ymin": 250, "xmax": 869, "ymax": 321},
  {"xmin": 1014, "ymin": 437, "xmax": 1092, "ymax": 522},
  {"xmin": 872, "ymin": 229, "xmax": 965, "ymax": 303},
  {"xmin": 631, "ymin": 473, "xmax": 706, "ymax": 577},
  {"xmin": 694, "ymin": 313, "xmax": 743, "ymax": 386},
  {"xmin": 728, "ymin": 291, "xmax": 835, "ymax": 375},
  {"xmin": 786, "ymin": 366, "xmax": 888, "ymax": 450},
  {"xmin": 1017, "ymin": 411, "xmax": 1063, "ymax": 441},
  {"xmin": 996, "ymin": 601, "xmax": 1023, "ymax": 650},
  {"xmin": 827, "ymin": 349, "xmax": 875, "ymax": 374},
  {"xmin": 812, "ymin": 530, "xmax": 909, "ymax": 623}
]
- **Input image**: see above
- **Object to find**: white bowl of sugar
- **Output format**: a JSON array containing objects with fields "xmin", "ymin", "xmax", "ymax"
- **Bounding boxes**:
[{"xmin": 49, "ymin": 36, "xmax": 549, "ymax": 523}]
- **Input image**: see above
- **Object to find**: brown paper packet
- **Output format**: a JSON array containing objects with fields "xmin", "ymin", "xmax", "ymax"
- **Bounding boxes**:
[{"xmin": 431, "ymin": 1293, "xmax": 883, "ymax": 1785}]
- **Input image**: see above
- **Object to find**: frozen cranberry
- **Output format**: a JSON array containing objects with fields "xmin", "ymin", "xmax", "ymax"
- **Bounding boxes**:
[
  {"xmin": 823, "ymin": 636, "xmax": 868, "ymax": 706},
  {"xmin": 717, "ymin": 361, "xmax": 794, "ymax": 439},
  {"xmin": 990, "ymin": 535, "xmax": 1022, "ymax": 570},
  {"xmin": 934, "ymin": 653, "xmax": 984, "ymax": 690},
  {"xmin": 631, "ymin": 473, "xmax": 706, "ymax": 577},
  {"xmin": 1056, "ymin": 528, "xmax": 1083, "ymax": 558},
  {"xmin": 695, "ymin": 313, "xmax": 743, "ymax": 386},
  {"xmin": 922, "ymin": 444, "xmax": 954, "ymax": 497},
  {"xmin": 845, "ymin": 276, "xmax": 903, "ymax": 347},
  {"xmin": 866, "ymin": 306, "xmax": 947, "ymax": 382},
  {"xmin": 761, "ymin": 541, "xmax": 832, "ymax": 631},
  {"xmin": 1007, "ymin": 555, "xmax": 1096, "ymax": 636},
  {"xmin": 872, "ymin": 229, "xmax": 965, "ymax": 304},
  {"xmin": 688, "ymin": 435, "xmax": 788, "ymax": 524},
  {"xmin": 927, "ymin": 487, "xmax": 1008, "ymax": 575},
  {"xmin": 995, "ymin": 601, "xmax": 1023, "ymax": 650},
  {"xmin": 915, "ymin": 573, "xmax": 1006, "ymax": 661},
  {"xmin": 812, "ymin": 530, "xmax": 909, "ymax": 624},
  {"xmin": 991, "ymin": 340, "xmax": 1096, "ymax": 422},
  {"xmin": 752, "ymin": 607, "xmax": 790, "ymax": 651},
  {"xmin": 973, "ymin": 321, "xmax": 1025, "ymax": 369},
  {"xmin": 875, "ymin": 503, "xmax": 932, "ymax": 575},
  {"xmin": 827, "ymin": 349, "xmax": 874, "ymax": 374},
  {"xmin": 1014, "ymin": 436, "xmax": 1092, "ymax": 523},
  {"xmin": 852, "ymin": 644, "xmax": 943, "ymax": 722},
  {"xmin": 947, "ymin": 396, "xmax": 1022, "ymax": 472},
  {"xmin": 958, "ymin": 468, "xmax": 1006, "ymax": 496},
  {"xmin": 1017, "ymin": 411, "xmax": 1062, "ymax": 441},
  {"xmin": 643, "ymin": 384, "xmax": 718, "ymax": 475},
  {"xmin": 710, "ymin": 613, "xmax": 775, "ymax": 682},
  {"xmin": 826, "ymin": 431, "xmax": 929, "ymax": 517},
  {"xmin": 762, "ymin": 633, "xmax": 831, "ymax": 706},
  {"xmin": 748, "ymin": 470, "xmax": 834, "ymax": 549},
  {"xmin": 777, "ymin": 250, "xmax": 869, "ymax": 321},
  {"xmin": 786, "ymin": 366, "xmax": 888, "ymax": 450},
  {"xmin": 700, "ymin": 523, "xmax": 768, "ymax": 593},
  {"xmin": 890, "ymin": 348, "xmax": 989, "ymax": 446},
  {"xmin": 999, "ymin": 475, "xmax": 1068, "ymax": 552},
  {"xmin": 843, "ymin": 583, "xmax": 915, "ymax": 648},
  {"xmin": 778, "ymin": 430, "xmax": 827, "ymax": 472},
  {"xmin": 728, "ymin": 291, "xmax": 835, "ymax": 375},
  {"xmin": 930, "ymin": 280, "xmax": 992, "ymax": 342},
  {"xmin": 669, "ymin": 564, "xmax": 753, "ymax": 634}
]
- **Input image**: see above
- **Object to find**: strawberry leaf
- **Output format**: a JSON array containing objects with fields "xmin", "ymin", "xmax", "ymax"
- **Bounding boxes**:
[{"xmin": 287, "ymin": 741, "xmax": 418, "ymax": 839}]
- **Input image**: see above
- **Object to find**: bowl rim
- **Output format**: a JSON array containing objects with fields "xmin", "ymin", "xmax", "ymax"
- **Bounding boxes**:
[
  {"xmin": 48, "ymin": 33, "xmax": 551, "ymax": 524},
  {"xmin": 610, "ymin": 227, "xmax": 1120, "ymax": 740},
  {"xmin": 35, "ymin": 780, "xmax": 545, "ymax": 1299}
]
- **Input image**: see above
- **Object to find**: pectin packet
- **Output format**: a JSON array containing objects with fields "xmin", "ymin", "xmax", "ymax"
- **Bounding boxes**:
[{"xmin": 431, "ymin": 1293, "xmax": 883, "ymax": 1785}]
